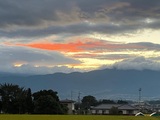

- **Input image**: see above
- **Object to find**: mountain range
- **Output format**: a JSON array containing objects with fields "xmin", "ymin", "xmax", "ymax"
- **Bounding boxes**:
[{"xmin": 0, "ymin": 68, "xmax": 160, "ymax": 101}]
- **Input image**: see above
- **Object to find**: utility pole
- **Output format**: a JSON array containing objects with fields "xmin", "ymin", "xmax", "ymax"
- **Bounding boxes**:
[
  {"xmin": 139, "ymin": 88, "xmax": 141, "ymax": 111},
  {"xmin": 78, "ymin": 92, "xmax": 81, "ymax": 114}
]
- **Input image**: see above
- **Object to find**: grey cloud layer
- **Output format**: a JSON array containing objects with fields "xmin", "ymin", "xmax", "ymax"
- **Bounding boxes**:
[
  {"xmin": 113, "ymin": 56, "xmax": 160, "ymax": 71},
  {"xmin": 0, "ymin": 45, "xmax": 81, "ymax": 74},
  {"xmin": 2, "ymin": 20, "xmax": 160, "ymax": 38},
  {"xmin": 0, "ymin": 0, "xmax": 160, "ymax": 38},
  {"xmin": 0, "ymin": 45, "xmax": 80, "ymax": 66}
]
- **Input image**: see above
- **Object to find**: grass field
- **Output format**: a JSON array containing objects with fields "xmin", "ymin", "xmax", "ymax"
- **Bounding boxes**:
[{"xmin": 0, "ymin": 115, "xmax": 160, "ymax": 120}]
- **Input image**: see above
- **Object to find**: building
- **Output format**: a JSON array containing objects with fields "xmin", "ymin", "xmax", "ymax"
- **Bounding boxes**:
[
  {"xmin": 132, "ymin": 101, "xmax": 153, "ymax": 113},
  {"xmin": 91, "ymin": 104, "xmax": 139, "ymax": 115},
  {"xmin": 60, "ymin": 99, "xmax": 75, "ymax": 114}
]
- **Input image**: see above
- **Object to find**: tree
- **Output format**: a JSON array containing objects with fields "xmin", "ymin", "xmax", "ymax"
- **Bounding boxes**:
[
  {"xmin": 33, "ymin": 89, "xmax": 64, "ymax": 114},
  {"xmin": 117, "ymin": 100, "xmax": 128, "ymax": 104},
  {"xmin": 0, "ymin": 83, "xmax": 27, "ymax": 114},
  {"xmin": 33, "ymin": 90, "xmax": 59, "ymax": 101},
  {"xmin": 81, "ymin": 95, "xmax": 97, "ymax": 110},
  {"xmin": 0, "ymin": 100, "xmax": 2, "ymax": 113},
  {"xmin": 98, "ymin": 99, "xmax": 116, "ymax": 104},
  {"xmin": 109, "ymin": 106, "xmax": 119, "ymax": 115},
  {"xmin": 26, "ymin": 88, "xmax": 34, "ymax": 114},
  {"xmin": 34, "ymin": 95, "xmax": 62, "ymax": 114}
]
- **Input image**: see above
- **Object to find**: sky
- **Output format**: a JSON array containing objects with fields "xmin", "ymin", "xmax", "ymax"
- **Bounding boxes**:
[{"xmin": 1, "ymin": 0, "xmax": 160, "ymax": 75}]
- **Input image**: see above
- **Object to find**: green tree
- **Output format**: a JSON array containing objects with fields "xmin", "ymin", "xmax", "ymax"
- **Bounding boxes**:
[
  {"xmin": 81, "ymin": 95, "xmax": 97, "ymax": 112},
  {"xmin": 33, "ymin": 89, "xmax": 64, "ymax": 114},
  {"xmin": 98, "ymin": 99, "xmax": 116, "ymax": 104},
  {"xmin": 117, "ymin": 100, "xmax": 128, "ymax": 104},
  {"xmin": 0, "ymin": 100, "xmax": 2, "ymax": 113},
  {"xmin": 109, "ymin": 106, "xmax": 119, "ymax": 115},
  {"xmin": 34, "ymin": 95, "xmax": 62, "ymax": 114},
  {"xmin": 26, "ymin": 88, "xmax": 34, "ymax": 114},
  {"xmin": 33, "ymin": 90, "xmax": 59, "ymax": 101},
  {"xmin": 0, "ymin": 83, "xmax": 27, "ymax": 114}
]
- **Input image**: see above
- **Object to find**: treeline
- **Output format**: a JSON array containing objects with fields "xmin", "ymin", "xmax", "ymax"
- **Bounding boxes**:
[
  {"xmin": 0, "ymin": 83, "xmax": 129, "ymax": 114},
  {"xmin": 0, "ymin": 83, "xmax": 68, "ymax": 114}
]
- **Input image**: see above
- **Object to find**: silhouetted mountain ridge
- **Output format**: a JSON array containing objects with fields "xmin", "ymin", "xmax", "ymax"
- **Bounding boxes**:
[{"xmin": 0, "ymin": 68, "xmax": 160, "ymax": 100}]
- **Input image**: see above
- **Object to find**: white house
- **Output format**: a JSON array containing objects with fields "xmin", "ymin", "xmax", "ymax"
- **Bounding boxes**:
[{"xmin": 60, "ymin": 99, "xmax": 75, "ymax": 114}]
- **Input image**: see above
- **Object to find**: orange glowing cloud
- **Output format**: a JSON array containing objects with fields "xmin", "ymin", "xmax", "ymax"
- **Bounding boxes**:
[
  {"xmin": 15, "ymin": 42, "xmax": 83, "ymax": 52},
  {"xmin": 10, "ymin": 38, "xmax": 146, "ymax": 54},
  {"xmin": 14, "ymin": 39, "xmax": 108, "ymax": 52}
]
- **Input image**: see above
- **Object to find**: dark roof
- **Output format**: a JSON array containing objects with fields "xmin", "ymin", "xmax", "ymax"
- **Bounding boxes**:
[
  {"xmin": 91, "ymin": 104, "xmax": 119, "ymax": 110},
  {"xmin": 91, "ymin": 104, "xmax": 138, "ymax": 110},
  {"xmin": 118, "ymin": 104, "xmax": 138, "ymax": 110}
]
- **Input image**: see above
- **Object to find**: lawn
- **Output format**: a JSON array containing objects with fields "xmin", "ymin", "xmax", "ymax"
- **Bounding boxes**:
[{"xmin": 0, "ymin": 115, "xmax": 160, "ymax": 120}]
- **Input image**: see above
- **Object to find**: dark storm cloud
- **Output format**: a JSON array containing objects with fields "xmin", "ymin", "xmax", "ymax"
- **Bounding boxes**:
[
  {"xmin": 0, "ymin": 0, "xmax": 82, "ymax": 28},
  {"xmin": 0, "ymin": 0, "xmax": 160, "ymax": 38},
  {"xmin": 122, "ymin": 0, "xmax": 160, "ymax": 9}
]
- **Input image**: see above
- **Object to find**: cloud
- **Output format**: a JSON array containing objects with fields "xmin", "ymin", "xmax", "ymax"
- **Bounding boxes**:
[
  {"xmin": 1, "ymin": 19, "xmax": 160, "ymax": 38},
  {"xmin": 2, "ymin": 64, "xmax": 83, "ymax": 75},
  {"xmin": 0, "ymin": 44, "xmax": 81, "ymax": 74},
  {"xmin": 129, "ymin": 42, "xmax": 160, "ymax": 51},
  {"xmin": 12, "ymin": 39, "xmax": 149, "ymax": 52},
  {"xmin": 1, "ymin": 41, "xmax": 160, "ymax": 74},
  {"xmin": 0, "ymin": 45, "xmax": 80, "ymax": 65},
  {"xmin": 0, "ymin": 22, "xmax": 139, "ymax": 38},
  {"xmin": 0, "ymin": 0, "xmax": 87, "ymax": 29},
  {"xmin": 8, "ymin": 40, "xmax": 160, "ymax": 67},
  {"xmin": 113, "ymin": 56, "xmax": 160, "ymax": 71},
  {"xmin": 96, "ymin": 54, "xmax": 135, "ymax": 60},
  {"xmin": 0, "ymin": 0, "xmax": 160, "ymax": 38},
  {"xmin": 0, "ymin": 0, "xmax": 160, "ymax": 73}
]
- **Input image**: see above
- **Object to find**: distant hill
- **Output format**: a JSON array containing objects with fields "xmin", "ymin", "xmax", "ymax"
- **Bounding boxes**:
[{"xmin": 0, "ymin": 68, "xmax": 160, "ymax": 100}]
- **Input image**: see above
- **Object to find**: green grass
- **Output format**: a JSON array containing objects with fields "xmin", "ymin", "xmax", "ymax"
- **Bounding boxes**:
[{"xmin": 0, "ymin": 115, "xmax": 160, "ymax": 120}]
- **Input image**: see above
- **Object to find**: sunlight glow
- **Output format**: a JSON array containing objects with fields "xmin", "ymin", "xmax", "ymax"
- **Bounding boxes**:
[
  {"xmin": 14, "ymin": 64, "xmax": 23, "ymax": 67},
  {"xmin": 89, "ymin": 29, "xmax": 160, "ymax": 44}
]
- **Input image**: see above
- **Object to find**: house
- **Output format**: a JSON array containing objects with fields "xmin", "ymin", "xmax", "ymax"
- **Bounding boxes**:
[
  {"xmin": 60, "ymin": 99, "xmax": 75, "ymax": 114},
  {"xmin": 132, "ymin": 101, "xmax": 153, "ymax": 113},
  {"xmin": 91, "ymin": 104, "xmax": 139, "ymax": 115},
  {"xmin": 152, "ymin": 104, "xmax": 160, "ymax": 112}
]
